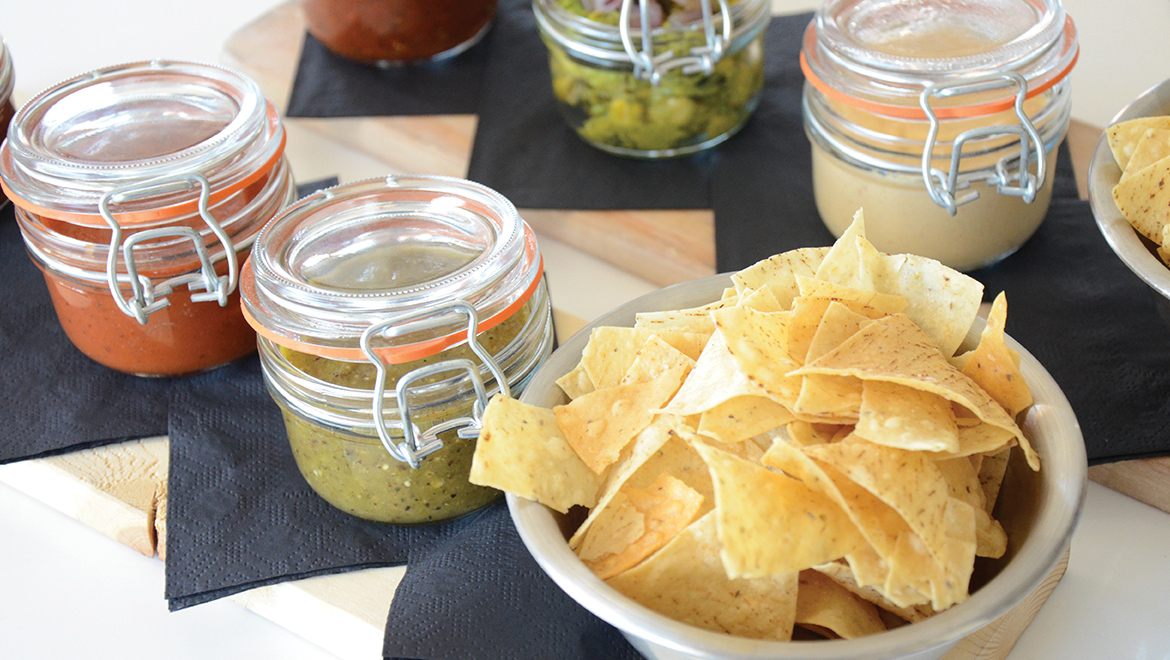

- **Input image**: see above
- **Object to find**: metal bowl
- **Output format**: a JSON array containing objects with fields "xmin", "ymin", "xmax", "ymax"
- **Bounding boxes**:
[
  {"xmin": 508, "ymin": 274, "xmax": 1087, "ymax": 660},
  {"xmin": 1089, "ymin": 78, "xmax": 1170, "ymax": 299}
]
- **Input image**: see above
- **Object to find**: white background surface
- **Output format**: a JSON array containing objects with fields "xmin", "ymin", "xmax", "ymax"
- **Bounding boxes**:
[{"xmin": 1, "ymin": 1, "xmax": 1170, "ymax": 659}]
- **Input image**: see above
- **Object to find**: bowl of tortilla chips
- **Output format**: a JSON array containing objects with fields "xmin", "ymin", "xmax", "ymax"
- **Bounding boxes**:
[
  {"xmin": 1090, "ymin": 77, "xmax": 1170, "ymax": 299},
  {"xmin": 474, "ymin": 212, "xmax": 1086, "ymax": 660}
]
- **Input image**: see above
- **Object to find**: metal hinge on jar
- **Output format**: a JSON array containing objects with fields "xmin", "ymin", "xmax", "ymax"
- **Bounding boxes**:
[
  {"xmin": 360, "ymin": 300, "xmax": 510, "ymax": 469},
  {"xmin": 920, "ymin": 72, "xmax": 1047, "ymax": 216},
  {"xmin": 619, "ymin": 0, "xmax": 732, "ymax": 85},
  {"xmin": 99, "ymin": 173, "xmax": 238, "ymax": 324}
]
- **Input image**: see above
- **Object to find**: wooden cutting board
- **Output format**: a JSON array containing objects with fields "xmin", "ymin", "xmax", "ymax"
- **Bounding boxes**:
[{"xmin": 0, "ymin": 3, "xmax": 1157, "ymax": 659}]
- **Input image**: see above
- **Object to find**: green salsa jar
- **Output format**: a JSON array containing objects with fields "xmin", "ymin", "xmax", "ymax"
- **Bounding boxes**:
[
  {"xmin": 240, "ymin": 176, "xmax": 554, "ymax": 524},
  {"xmin": 534, "ymin": 0, "xmax": 771, "ymax": 158}
]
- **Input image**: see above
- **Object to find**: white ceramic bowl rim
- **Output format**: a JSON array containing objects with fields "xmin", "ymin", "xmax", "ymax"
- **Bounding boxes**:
[
  {"xmin": 509, "ymin": 273, "xmax": 1087, "ymax": 660},
  {"xmin": 1089, "ymin": 77, "xmax": 1170, "ymax": 299}
]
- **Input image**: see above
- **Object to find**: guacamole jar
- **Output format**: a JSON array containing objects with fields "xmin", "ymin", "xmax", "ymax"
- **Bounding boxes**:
[
  {"xmin": 240, "ymin": 176, "xmax": 554, "ymax": 524},
  {"xmin": 303, "ymin": 0, "xmax": 498, "ymax": 65},
  {"xmin": 801, "ymin": 0, "xmax": 1078, "ymax": 271},
  {"xmin": 0, "ymin": 61, "xmax": 294, "ymax": 376},
  {"xmin": 534, "ymin": 0, "xmax": 770, "ymax": 158}
]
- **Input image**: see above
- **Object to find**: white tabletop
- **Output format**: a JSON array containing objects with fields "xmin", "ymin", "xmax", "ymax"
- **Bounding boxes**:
[{"xmin": 2, "ymin": 1, "xmax": 1170, "ymax": 658}]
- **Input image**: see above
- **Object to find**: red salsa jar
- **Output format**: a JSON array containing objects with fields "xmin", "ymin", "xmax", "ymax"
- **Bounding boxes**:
[
  {"xmin": 0, "ymin": 61, "xmax": 295, "ymax": 377},
  {"xmin": 0, "ymin": 35, "xmax": 15, "ymax": 205},
  {"xmin": 302, "ymin": 0, "xmax": 498, "ymax": 65}
]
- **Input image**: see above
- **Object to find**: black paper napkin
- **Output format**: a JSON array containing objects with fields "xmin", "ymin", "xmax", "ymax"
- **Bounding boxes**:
[
  {"xmin": 709, "ymin": 12, "xmax": 835, "ymax": 267},
  {"xmin": 162, "ymin": 305, "xmax": 640, "ymax": 658},
  {"xmin": 975, "ymin": 197, "xmax": 1170, "ymax": 466},
  {"xmin": 465, "ymin": 1, "xmax": 719, "ymax": 210},
  {"xmin": 164, "ymin": 355, "xmax": 478, "ymax": 610},
  {"xmin": 0, "ymin": 203, "xmax": 170, "ymax": 464},
  {"xmin": 286, "ymin": 32, "xmax": 494, "ymax": 118},
  {"xmin": 383, "ymin": 501, "xmax": 643, "ymax": 660}
]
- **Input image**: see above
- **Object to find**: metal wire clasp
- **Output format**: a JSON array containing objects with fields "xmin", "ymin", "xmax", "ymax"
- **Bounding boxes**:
[
  {"xmin": 920, "ymin": 72, "xmax": 1046, "ymax": 216},
  {"xmin": 359, "ymin": 300, "xmax": 510, "ymax": 469},
  {"xmin": 619, "ymin": 0, "xmax": 732, "ymax": 85},
  {"xmin": 99, "ymin": 173, "xmax": 237, "ymax": 325}
]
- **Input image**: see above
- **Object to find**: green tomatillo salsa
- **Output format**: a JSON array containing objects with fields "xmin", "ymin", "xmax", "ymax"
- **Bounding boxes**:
[{"xmin": 278, "ymin": 302, "xmax": 533, "ymax": 524}]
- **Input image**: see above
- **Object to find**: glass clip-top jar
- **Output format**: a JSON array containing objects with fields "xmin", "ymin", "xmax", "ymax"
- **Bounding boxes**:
[
  {"xmin": 0, "ymin": 60, "xmax": 295, "ymax": 376},
  {"xmin": 801, "ymin": 0, "xmax": 1079, "ymax": 271},
  {"xmin": 240, "ymin": 175, "xmax": 554, "ymax": 524},
  {"xmin": 534, "ymin": 0, "xmax": 771, "ymax": 158}
]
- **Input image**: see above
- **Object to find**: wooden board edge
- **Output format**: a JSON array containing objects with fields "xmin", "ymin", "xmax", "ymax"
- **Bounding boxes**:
[
  {"xmin": 228, "ymin": 566, "xmax": 405, "ymax": 660},
  {"xmin": 1089, "ymin": 458, "xmax": 1170, "ymax": 515},
  {"xmin": 940, "ymin": 545, "xmax": 1070, "ymax": 660},
  {"xmin": 0, "ymin": 454, "xmax": 158, "ymax": 557}
]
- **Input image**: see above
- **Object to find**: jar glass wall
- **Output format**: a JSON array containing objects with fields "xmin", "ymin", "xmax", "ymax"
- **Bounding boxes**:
[
  {"xmin": 534, "ymin": 0, "xmax": 771, "ymax": 158},
  {"xmin": 0, "ymin": 61, "xmax": 293, "ymax": 376},
  {"xmin": 241, "ymin": 176, "xmax": 554, "ymax": 524},
  {"xmin": 800, "ymin": 0, "xmax": 1078, "ymax": 271}
]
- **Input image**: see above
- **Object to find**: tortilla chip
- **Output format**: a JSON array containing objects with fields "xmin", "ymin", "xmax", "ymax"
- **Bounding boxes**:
[
  {"xmin": 697, "ymin": 395, "xmax": 796, "ymax": 444},
  {"xmin": 795, "ymin": 275, "xmax": 909, "ymax": 316},
  {"xmin": 620, "ymin": 335, "xmax": 696, "ymax": 385},
  {"xmin": 556, "ymin": 362, "xmax": 596, "ymax": 400},
  {"xmin": 794, "ymin": 314, "xmax": 1038, "ymax": 470},
  {"xmin": 855, "ymin": 380, "xmax": 959, "ymax": 453},
  {"xmin": 712, "ymin": 305, "xmax": 804, "ymax": 408},
  {"xmin": 662, "ymin": 330, "xmax": 767, "ymax": 416},
  {"xmin": 1112, "ymin": 156, "xmax": 1170, "ymax": 244},
  {"xmin": 569, "ymin": 417, "xmax": 679, "ymax": 549},
  {"xmin": 577, "ymin": 492, "xmax": 645, "ymax": 562},
  {"xmin": 1121, "ymin": 128, "xmax": 1170, "ymax": 182},
  {"xmin": 960, "ymin": 293, "xmax": 1032, "ymax": 418},
  {"xmin": 795, "ymin": 569, "xmax": 887, "ymax": 639},
  {"xmin": 815, "ymin": 209, "xmax": 872, "ymax": 289},
  {"xmin": 813, "ymin": 561, "xmax": 935, "ymax": 623},
  {"xmin": 934, "ymin": 456, "xmax": 1007, "ymax": 558},
  {"xmin": 785, "ymin": 421, "xmax": 847, "ymax": 448},
  {"xmin": 978, "ymin": 447, "xmax": 1012, "ymax": 513},
  {"xmin": 794, "ymin": 374, "xmax": 864, "ymax": 419},
  {"xmin": 469, "ymin": 395, "xmax": 599, "ymax": 513},
  {"xmin": 1108, "ymin": 116, "xmax": 1170, "ymax": 170},
  {"xmin": 607, "ymin": 513, "xmax": 799, "ymax": 641},
  {"xmin": 802, "ymin": 440, "xmax": 953, "ymax": 567},
  {"xmin": 736, "ymin": 285, "xmax": 784, "ymax": 312},
  {"xmin": 805, "ymin": 303, "xmax": 879, "ymax": 364},
  {"xmin": 858, "ymin": 238, "xmax": 983, "ymax": 358},
  {"xmin": 732, "ymin": 246, "xmax": 831, "ymax": 309},
  {"xmin": 694, "ymin": 442, "xmax": 867, "ymax": 578},
  {"xmin": 582, "ymin": 473, "xmax": 705, "ymax": 579},
  {"xmin": 580, "ymin": 327, "xmax": 707, "ymax": 390},
  {"xmin": 555, "ymin": 364, "xmax": 688, "ymax": 474}
]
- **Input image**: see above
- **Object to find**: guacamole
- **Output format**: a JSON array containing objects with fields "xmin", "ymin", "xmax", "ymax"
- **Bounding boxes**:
[{"xmin": 544, "ymin": 0, "xmax": 765, "ymax": 156}]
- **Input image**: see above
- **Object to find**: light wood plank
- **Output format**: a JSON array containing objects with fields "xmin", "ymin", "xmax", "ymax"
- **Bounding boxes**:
[{"xmin": 0, "ymin": 436, "xmax": 166, "ymax": 558}]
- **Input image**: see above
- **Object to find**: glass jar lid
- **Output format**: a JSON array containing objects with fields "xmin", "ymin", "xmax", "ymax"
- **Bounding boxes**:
[
  {"xmin": 802, "ymin": 0, "xmax": 1078, "ymax": 119},
  {"xmin": 0, "ymin": 60, "xmax": 285, "ymax": 227},
  {"xmin": 241, "ymin": 175, "xmax": 544, "ymax": 363}
]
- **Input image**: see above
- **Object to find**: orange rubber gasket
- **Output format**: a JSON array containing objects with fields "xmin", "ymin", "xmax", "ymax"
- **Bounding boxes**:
[
  {"xmin": 243, "ymin": 230, "xmax": 545, "ymax": 365},
  {"xmin": 2, "ymin": 102, "xmax": 287, "ymax": 228},
  {"xmin": 801, "ymin": 15, "xmax": 1078, "ymax": 121}
]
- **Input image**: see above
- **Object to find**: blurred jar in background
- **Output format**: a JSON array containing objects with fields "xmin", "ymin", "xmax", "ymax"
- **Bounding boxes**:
[
  {"xmin": 302, "ymin": 0, "xmax": 498, "ymax": 65},
  {"xmin": 0, "ymin": 34, "xmax": 15, "ymax": 206}
]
